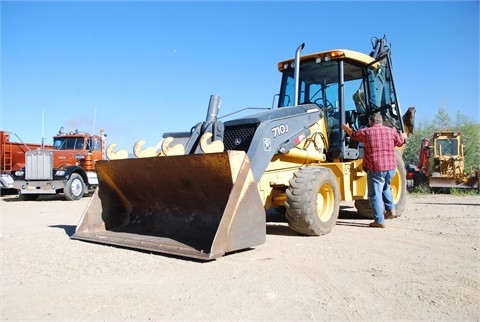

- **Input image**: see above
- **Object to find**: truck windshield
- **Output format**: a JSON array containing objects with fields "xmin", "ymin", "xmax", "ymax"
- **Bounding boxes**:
[
  {"xmin": 436, "ymin": 138, "xmax": 459, "ymax": 156},
  {"xmin": 86, "ymin": 138, "xmax": 101, "ymax": 151},
  {"xmin": 53, "ymin": 137, "xmax": 85, "ymax": 150}
]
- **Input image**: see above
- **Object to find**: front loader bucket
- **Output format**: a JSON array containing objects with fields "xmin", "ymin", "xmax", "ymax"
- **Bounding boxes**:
[
  {"xmin": 429, "ymin": 176, "xmax": 479, "ymax": 190},
  {"xmin": 72, "ymin": 151, "xmax": 266, "ymax": 260}
]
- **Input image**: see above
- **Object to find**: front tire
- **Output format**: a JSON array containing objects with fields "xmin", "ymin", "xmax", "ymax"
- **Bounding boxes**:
[
  {"xmin": 64, "ymin": 173, "xmax": 85, "ymax": 201},
  {"xmin": 285, "ymin": 167, "xmax": 340, "ymax": 236},
  {"xmin": 355, "ymin": 149, "xmax": 407, "ymax": 218}
]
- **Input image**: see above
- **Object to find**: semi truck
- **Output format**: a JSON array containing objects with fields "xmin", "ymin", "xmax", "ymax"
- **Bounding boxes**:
[{"xmin": 13, "ymin": 128, "xmax": 107, "ymax": 200}]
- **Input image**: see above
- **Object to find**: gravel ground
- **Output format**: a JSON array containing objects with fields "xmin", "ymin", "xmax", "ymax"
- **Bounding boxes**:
[{"xmin": 1, "ymin": 192, "xmax": 479, "ymax": 320}]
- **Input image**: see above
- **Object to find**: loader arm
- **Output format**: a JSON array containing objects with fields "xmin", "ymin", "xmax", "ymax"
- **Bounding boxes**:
[
  {"xmin": 175, "ymin": 95, "xmax": 225, "ymax": 154},
  {"xmin": 223, "ymin": 103, "xmax": 323, "ymax": 182}
]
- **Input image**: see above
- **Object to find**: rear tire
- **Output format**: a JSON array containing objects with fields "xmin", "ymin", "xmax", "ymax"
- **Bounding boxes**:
[
  {"xmin": 285, "ymin": 167, "xmax": 340, "ymax": 236},
  {"xmin": 355, "ymin": 150, "xmax": 407, "ymax": 219},
  {"xmin": 64, "ymin": 173, "xmax": 85, "ymax": 201}
]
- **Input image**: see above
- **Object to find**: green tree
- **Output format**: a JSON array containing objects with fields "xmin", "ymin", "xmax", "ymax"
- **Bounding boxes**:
[
  {"xmin": 457, "ymin": 121, "xmax": 480, "ymax": 173},
  {"xmin": 432, "ymin": 106, "xmax": 452, "ymax": 130}
]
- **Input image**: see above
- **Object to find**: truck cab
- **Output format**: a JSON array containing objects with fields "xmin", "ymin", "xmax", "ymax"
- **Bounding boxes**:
[{"xmin": 13, "ymin": 128, "xmax": 107, "ymax": 201}]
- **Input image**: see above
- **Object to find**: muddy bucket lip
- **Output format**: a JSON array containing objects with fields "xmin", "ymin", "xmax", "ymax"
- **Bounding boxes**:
[
  {"xmin": 73, "ymin": 151, "xmax": 266, "ymax": 260},
  {"xmin": 71, "ymin": 230, "xmax": 223, "ymax": 260}
]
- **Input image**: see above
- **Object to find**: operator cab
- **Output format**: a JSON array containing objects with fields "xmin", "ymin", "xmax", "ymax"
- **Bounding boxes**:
[
  {"xmin": 277, "ymin": 40, "xmax": 404, "ymax": 161},
  {"xmin": 53, "ymin": 134, "xmax": 102, "ymax": 151}
]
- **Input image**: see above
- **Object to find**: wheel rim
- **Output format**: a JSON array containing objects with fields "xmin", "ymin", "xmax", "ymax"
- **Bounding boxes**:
[
  {"xmin": 316, "ymin": 183, "xmax": 334, "ymax": 222},
  {"xmin": 71, "ymin": 178, "xmax": 83, "ymax": 197},
  {"xmin": 391, "ymin": 167, "xmax": 401, "ymax": 203}
]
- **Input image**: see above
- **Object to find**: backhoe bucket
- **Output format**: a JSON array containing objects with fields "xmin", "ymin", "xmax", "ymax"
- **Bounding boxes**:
[{"xmin": 72, "ymin": 151, "xmax": 266, "ymax": 260}]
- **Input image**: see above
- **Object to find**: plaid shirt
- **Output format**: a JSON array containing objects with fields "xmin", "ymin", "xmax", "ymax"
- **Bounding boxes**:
[{"xmin": 350, "ymin": 124, "xmax": 404, "ymax": 172}]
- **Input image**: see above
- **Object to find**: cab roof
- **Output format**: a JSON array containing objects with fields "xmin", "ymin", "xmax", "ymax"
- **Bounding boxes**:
[{"xmin": 277, "ymin": 49, "xmax": 375, "ymax": 72}]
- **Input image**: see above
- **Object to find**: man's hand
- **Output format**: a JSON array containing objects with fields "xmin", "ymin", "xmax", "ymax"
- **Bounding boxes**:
[
  {"xmin": 342, "ymin": 123, "xmax": 353, "ymax": 136},
  {"xmin": 400, "ymin": 132, "xmax": 408, "ymax": 140}
]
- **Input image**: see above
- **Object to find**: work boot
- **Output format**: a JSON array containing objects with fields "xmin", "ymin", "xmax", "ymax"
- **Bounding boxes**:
[
  {"xmin": 369, "ymin": 222, "xmax": 386, "ymax": 228},
  {"xmin": 385, "ymin": 209, "xmax": 396, "ymax": 219}
]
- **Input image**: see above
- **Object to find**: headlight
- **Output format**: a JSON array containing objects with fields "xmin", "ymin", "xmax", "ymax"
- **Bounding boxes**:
[
  {"xmin": 55, "ymin": 170, "xmax": 66, "ymax": 176},
  {"xmin": 15, "ymin": 170, "xmax": 24, "ymax": 176}
]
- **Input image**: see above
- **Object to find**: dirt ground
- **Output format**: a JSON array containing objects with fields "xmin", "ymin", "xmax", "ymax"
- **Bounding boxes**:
[{"xmin": 1, "ymin": 192, "xmax": 479, "ymax": 321}]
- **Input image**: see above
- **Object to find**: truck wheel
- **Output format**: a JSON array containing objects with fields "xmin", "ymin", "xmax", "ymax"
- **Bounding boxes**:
[
  {"xmin": 285, "ymin": 167, "xmax": 340, "ymax": 236},
  {"xmin": 355, "ymin": 150, "xmax": 407, "ymax": 219},
  {"xmin": 19, "ymin": 193, "xmax": 39, "ymax": 201},
  {"xmin": 64, "ymin": 173, "xmax": 85, "ymax": 201}
]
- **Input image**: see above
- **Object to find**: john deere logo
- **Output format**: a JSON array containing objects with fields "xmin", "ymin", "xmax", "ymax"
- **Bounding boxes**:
[{"xmin": 264, "ymin": 138, "xmax": 271, "ymax": 151}]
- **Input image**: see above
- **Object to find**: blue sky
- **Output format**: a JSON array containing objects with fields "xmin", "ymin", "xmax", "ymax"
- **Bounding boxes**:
[{"xmin": 1, "ymin": 1, "xmax": 479, "ymax": 152}]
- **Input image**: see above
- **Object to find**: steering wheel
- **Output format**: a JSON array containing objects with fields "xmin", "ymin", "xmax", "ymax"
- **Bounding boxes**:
[{"xmin": 314, "ymin": 98, "xmax": 334, "ymax": 109}]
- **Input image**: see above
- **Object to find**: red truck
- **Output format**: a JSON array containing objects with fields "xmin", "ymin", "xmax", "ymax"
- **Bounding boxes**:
[
  {"xmin": 13, "ymin": 127, "xmax": 107, "ymax": 200},
  {"xmin": 1, "ymin": 131, "xmax": 52, "ymax": 194}
]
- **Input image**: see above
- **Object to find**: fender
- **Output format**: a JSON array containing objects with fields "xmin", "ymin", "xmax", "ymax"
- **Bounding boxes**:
[{"xmin": 59, "ymin": 165, "xmax": 89, "ymax": 185}]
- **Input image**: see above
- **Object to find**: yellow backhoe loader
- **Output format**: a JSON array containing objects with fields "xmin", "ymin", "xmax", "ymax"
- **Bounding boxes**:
[{"xmin": 73, "ymin": 36, "xmax": 409, "ymax": 260}]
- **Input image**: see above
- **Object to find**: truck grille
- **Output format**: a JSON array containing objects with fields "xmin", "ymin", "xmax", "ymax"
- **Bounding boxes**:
[
  {"xmin": 223, "ymin": 123, "xmax": 259, "ymax": 152},
  {"xmin": 25, "ymin": 150, "xmax": 53, "ymax": 180}
]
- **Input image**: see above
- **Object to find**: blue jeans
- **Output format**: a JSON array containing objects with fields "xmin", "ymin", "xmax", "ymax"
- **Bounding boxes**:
[{"xmin": 367, "ymin": 169, "xmax": 397, "ymax": 224}]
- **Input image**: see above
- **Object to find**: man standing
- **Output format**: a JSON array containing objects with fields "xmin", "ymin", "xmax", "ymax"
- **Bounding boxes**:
[{"xmin": 342, "ymin": 113, "xmax": 408, "ymax": 228}]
